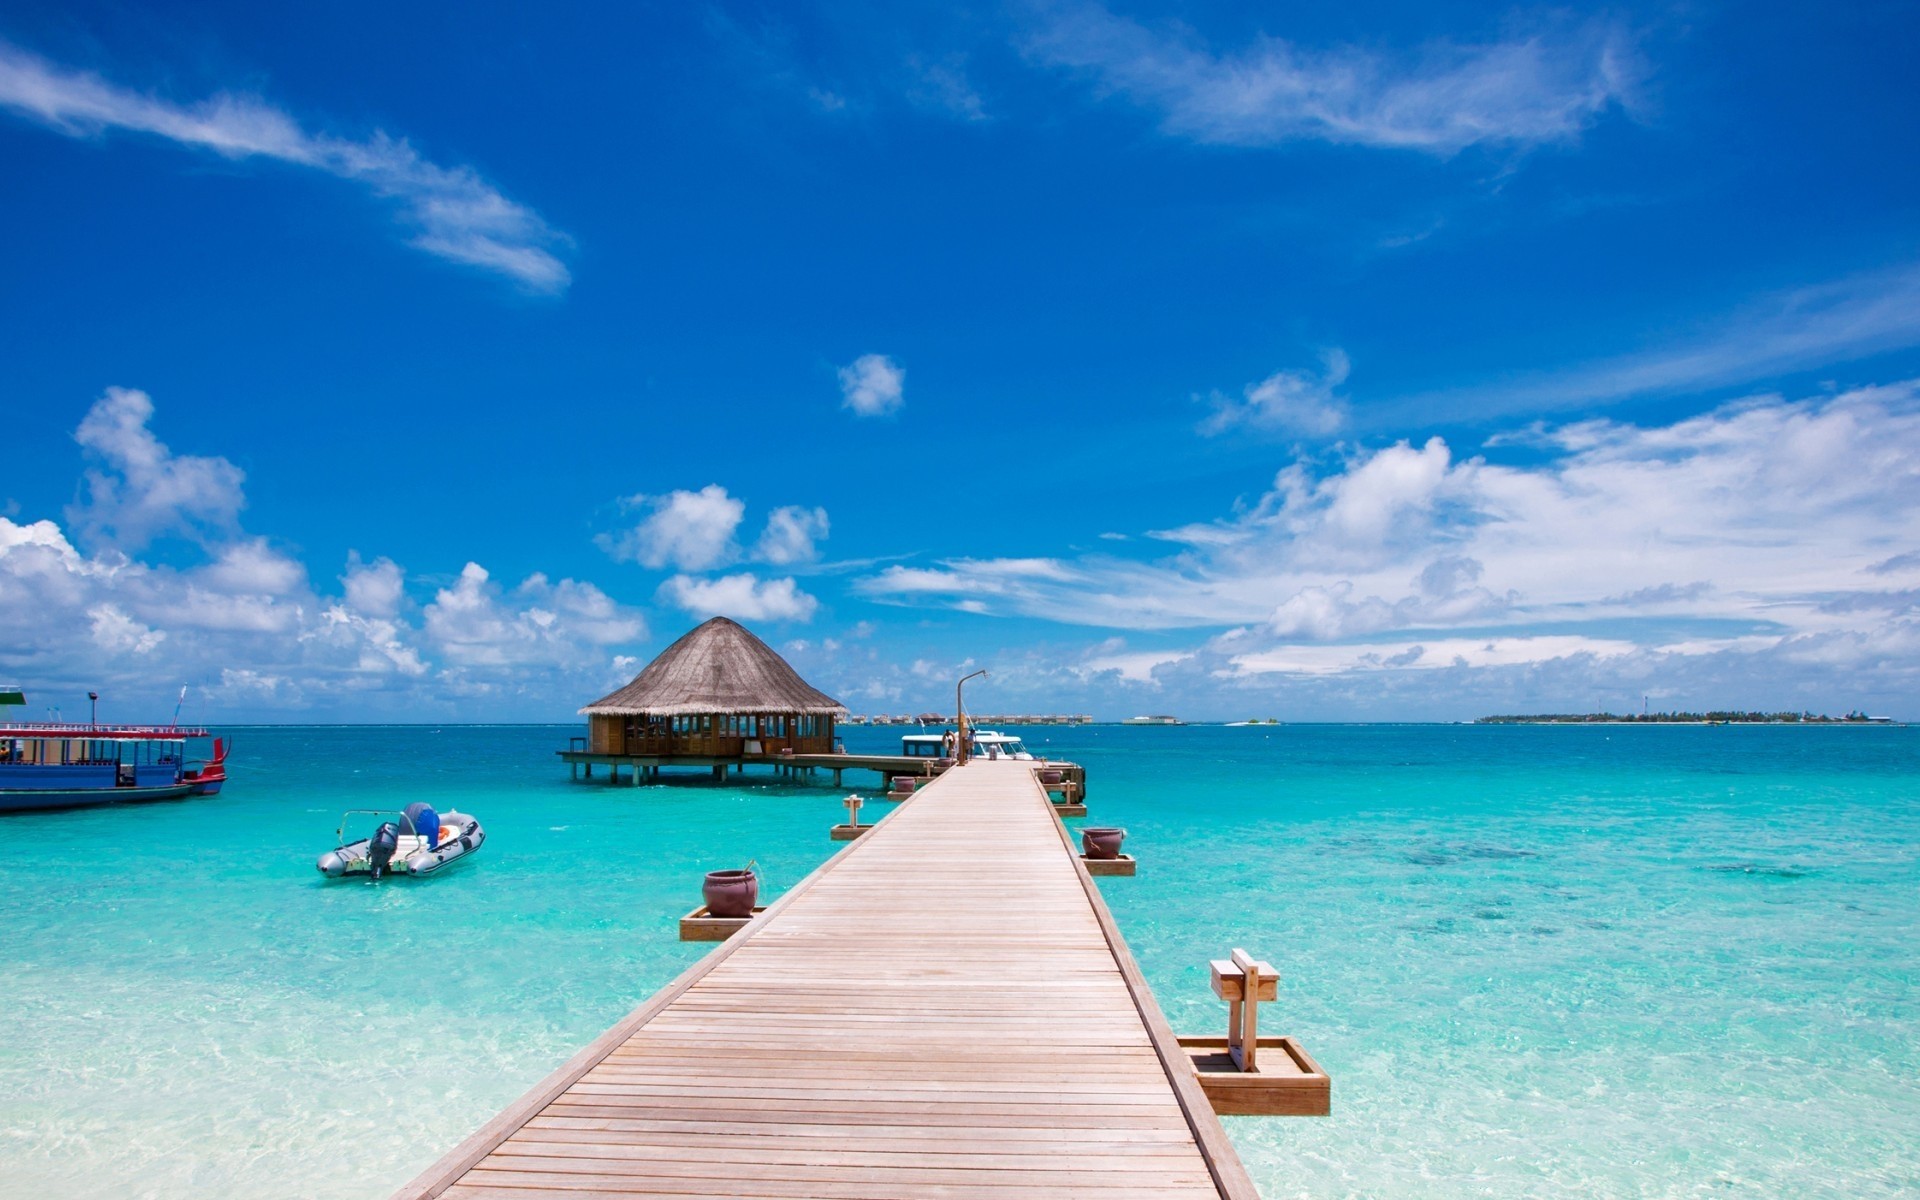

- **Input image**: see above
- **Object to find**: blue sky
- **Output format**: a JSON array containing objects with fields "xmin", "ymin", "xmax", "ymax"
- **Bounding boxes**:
[{"xmin": 3, "ymin": 1, "xmax": 1919, "ymax": 722}]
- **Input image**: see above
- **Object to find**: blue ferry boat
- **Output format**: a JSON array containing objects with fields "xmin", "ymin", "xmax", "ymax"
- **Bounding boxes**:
[{"xmin": 0, "ymin": 689, "xmax": 228, "ymax": 813}]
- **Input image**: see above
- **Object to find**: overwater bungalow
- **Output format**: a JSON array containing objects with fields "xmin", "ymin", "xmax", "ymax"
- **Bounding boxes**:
[{"xmin": 571, "ymin": 617, "xmax": 846, "ymax": 776}]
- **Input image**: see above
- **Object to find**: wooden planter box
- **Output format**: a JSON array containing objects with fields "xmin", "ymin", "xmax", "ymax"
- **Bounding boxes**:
[
  {"xmin": 1176, "ymin": 1035, "xmax": 1331, "ymax": 1116},
  {"xmin": 679, "ymin": 904, "xmax": 766, "ymax": 941},
  {"xmin": 1079, "ymin": 853, "xmax": 1135, "ymax": 876},
  {"xmin": 829, "ymin": 823, "xmax": 873, "ymax": 841},
  {"xmin": 1052, "ymin": 802, "xmax": 1088, "ymax": 817}
]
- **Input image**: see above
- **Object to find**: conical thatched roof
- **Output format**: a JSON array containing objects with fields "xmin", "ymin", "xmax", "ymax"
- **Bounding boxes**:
[{"xmin": 581, "ymin": 617, "xmax": 846, "ymax": 717}]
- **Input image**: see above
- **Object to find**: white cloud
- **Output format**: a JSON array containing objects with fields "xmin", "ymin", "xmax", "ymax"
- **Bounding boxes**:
[
  {"xmin": 755, "ymin": 505, "xmax": 831, "ymax": 565},
  {"xmin": 1320, "ymin": 435, "xmax": 1452, "ymax": 543},
  {"xmin": 839, "ymin": 353, "xmax": 905, "ymax": 416},
  {"xmin": 0, "ymin": 40, "xmax": 570, "ymax": 292},
  {"xmin": 1203, "ymin": 350, "xmax": 1350, "ymax": 436},
  {"xmin": 68, "ymin": 387, "xmax": 246, "ymax": 550},
  {"xmin": 423, "ymin": 564, "xmax": 643, "ymax": 668},
  {"xmin": 659, "ymin": 573, "xmax": 819, "ymax": 622},
  {"xmin": 1081, "ymin": 645, "xmax": 1193, "ymax": 683},
  {"xmin": 1227, "ymin": 633, "xmax": 1640, "ymax": 677},
  {"xmin": 1390, "ymin": 261, "xmax": 1920, "ymax": 423},
  {"xmin": 907, "ymin": 55, "xmax": 988, "ymax": 121},
  {"xmin": 199, "ymin": 538, "xmax": 307, "ymax": 596},
  {"xmin": 808, "ymin": 87, "xmax": 850, "ymax": 113},
  {"xmin": 88, "ymin": 604, "xmax": 164, "ymax": 654},
  {"xmin": 1, "ymin": 389, "xmax": 648, "ymax": 715},
  {"xmin": 1024, "ymin": 6, "xmax": 1640, "ymax": 155},
  {"xmin": 599, "ymin": 485, "xmax": 745, "ymax": 571},
  {"xmin": 342, "ymin": 555, "xmax": 406, "ymax": 619},
  {"xmin": 317, "ymin": 601, "xmax": 427, "ymax": 677},
  {"xmin": 859, "ymin": 558, "xmax": 1083, "ymax": 616},
  {"xmin": 855, "ymin": 384, "xmax": 1920, "ymax": 693}
]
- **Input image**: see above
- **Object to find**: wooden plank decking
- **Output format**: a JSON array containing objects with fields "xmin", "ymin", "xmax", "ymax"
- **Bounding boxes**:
[{"xmin": 396, "ymin": 760, "xmax": 1255, "ymax": 1200}]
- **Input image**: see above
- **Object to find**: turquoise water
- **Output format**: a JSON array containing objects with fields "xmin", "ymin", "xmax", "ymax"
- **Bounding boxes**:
[{"xmin": 0, "ymin": 724, "xmax": 1914, "ymax": 1198}]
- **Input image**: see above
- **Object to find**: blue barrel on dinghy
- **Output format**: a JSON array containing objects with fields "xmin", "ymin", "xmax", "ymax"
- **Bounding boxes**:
[{"xmin": 404, "ymin": 802, "xmax": 440, "ymax": 847}]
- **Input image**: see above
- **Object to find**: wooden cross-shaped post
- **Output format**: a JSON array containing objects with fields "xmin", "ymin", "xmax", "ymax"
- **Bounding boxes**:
[
  {"xmin": 1210, "ymin": 948, "xmax": 1278, "ymax": 1072},
  {"xmin": 843, "ymin": 793, "xmax": 863, "ymax": 827}
]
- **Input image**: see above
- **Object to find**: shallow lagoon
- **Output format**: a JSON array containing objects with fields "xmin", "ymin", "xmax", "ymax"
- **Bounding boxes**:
[{"xmin": 0, "ymin": 724, "xmax": 1914, "ymax": 1198}]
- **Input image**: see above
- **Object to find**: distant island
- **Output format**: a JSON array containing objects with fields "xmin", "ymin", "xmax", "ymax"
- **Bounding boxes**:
[{"xmin": 1477, "ymin": 710, "xmax": 1895, "ymax": 725}]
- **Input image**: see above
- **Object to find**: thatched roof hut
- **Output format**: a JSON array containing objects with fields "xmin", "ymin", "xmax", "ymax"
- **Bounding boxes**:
[
  {"xmin": 583, "ymin": 617, "xmax": 844, "ymax": 716},
  {"xmin": 579, "ymin": 618, "xmax": 844, "ymax": 759}
]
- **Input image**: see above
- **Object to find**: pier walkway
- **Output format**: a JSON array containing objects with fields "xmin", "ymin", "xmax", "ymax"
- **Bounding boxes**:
[{"xmin": 396, "ymin": 759, "xmax": 1256, "ymax": 1199}]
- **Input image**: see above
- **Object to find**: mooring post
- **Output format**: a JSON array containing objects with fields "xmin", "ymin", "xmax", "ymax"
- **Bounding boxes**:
[
  {"xmin": 1211, "ymin": 948, "xmax": 1278, "ymax": 1073},
  {"xmin": 844, "ymin": 793, "xmax": 862, "ymax": 827}
]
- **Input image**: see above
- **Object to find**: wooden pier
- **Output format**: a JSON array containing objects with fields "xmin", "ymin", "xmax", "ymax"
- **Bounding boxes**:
[
  {"xmin": 557, "ymin": 748, "xmax": 1088, "ymax": 800},
  {"xmin": 395, "ymin": 760, "xmax": 1277, "ymax": 1199}
]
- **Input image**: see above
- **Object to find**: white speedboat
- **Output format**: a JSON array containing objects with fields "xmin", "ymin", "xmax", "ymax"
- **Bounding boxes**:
[{"xmin": 900, "ymin": 730, "xmax": 1035, "ymax": 761}]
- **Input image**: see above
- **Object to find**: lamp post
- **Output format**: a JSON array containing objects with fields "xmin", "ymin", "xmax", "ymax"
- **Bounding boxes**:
[
  {"xmin": 954, "ymin": 669, "xmax": 988, "ymax": 765},
  {"xmin": 88, "ymin": 691, "xmax": 98, "ymax": 728}
]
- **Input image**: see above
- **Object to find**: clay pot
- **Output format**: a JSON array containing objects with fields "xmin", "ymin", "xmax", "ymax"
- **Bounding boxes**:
[
  {"xmin": 703, "ymin": 869, "xmax": 758, "ymax": 918},
  {"xmin": 1081, "ymin": 827, "xmax": 1126, "ymax": 860},
  {"xmin": 1039, "ymin": 769, "xmax": 1063, "ymax": 785},
  {"xmin": 891, "ymin": 776, "xmax": 917, "ymax": 792}
]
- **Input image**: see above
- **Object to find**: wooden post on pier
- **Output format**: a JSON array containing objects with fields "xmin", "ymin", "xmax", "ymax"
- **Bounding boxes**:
[
  {"xmin": 830, "ymin": 792, "xmax": 869, "ymax": 840},
  {"xmin": 1215, "ymin": 949, "xmax": 1272, "ymax": 1071},
  {"xmin": 1179, "ymin": 947, "xmax": 1328, "ymax": 1116}
]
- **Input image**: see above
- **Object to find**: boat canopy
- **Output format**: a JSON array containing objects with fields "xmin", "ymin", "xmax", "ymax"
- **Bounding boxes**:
[{"xmin": 0, "ymin": 723, "xmax": 210, "ymax": 741}]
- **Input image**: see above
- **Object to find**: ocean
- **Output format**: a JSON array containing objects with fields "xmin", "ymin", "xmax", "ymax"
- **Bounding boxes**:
[{"xmin": 0, "ymin": 723, "xmax": 1913, "ymax": 1198}]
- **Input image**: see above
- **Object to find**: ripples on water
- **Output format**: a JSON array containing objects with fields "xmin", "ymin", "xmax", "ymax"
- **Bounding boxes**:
[{"xmin": 0, "ymin": 723, "xmax": 1914, "ymax": 1198}]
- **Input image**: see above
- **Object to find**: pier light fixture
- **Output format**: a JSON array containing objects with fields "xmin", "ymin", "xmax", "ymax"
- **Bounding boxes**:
[
  {"xmin": 955, "ymin": 669, "xmax": 988, "ymax": 765},
  {"xmin": 88, "ymin": 691, "xmax": 98, "ymax": 727}
]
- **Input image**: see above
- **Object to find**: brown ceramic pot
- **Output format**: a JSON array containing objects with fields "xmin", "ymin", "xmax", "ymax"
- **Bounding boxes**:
[
  {"xmin": 703, "ymin": 869, "xmax": 758, "ymax": 918},
  {"xmin": 891, "ymin": 776, "xmax": 917, "ymax": 792},
  {"xmin": 1039, "ymin": 769, "xmax": 1063, "ymax": 785},
  {"xmin": 1081, "ymin": 827, "xmax": 1126, "ymax": 860}
]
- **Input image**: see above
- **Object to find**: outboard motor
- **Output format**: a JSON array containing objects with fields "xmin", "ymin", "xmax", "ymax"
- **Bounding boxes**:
[{"xmin": 368, "ymin": 821, "xmax": 401, "ymax": 880}]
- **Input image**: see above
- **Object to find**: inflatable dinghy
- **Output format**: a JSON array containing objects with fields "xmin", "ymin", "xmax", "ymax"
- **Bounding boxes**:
[{"xmin": 317, "ymin": 802, "xmax": 484, "ymax": 879}]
